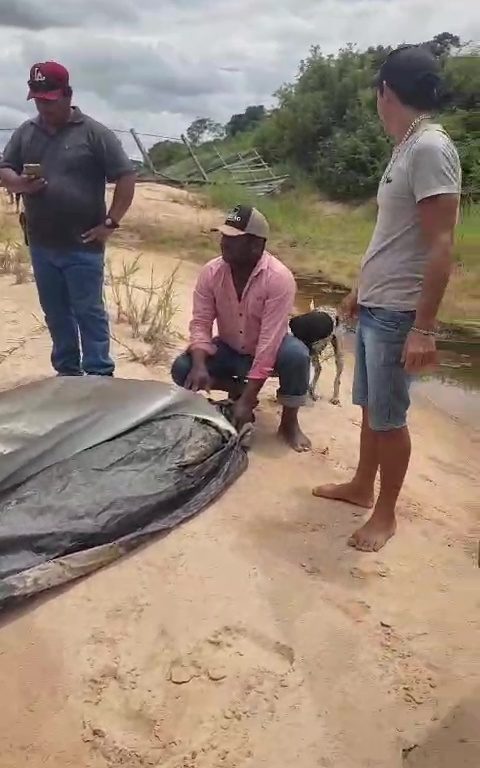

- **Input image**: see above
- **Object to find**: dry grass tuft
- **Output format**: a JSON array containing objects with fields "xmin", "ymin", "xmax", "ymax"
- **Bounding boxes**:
[
  {"xmin": 0, "ymin": 240, "xmax": 32, "ymax": 284},
  {"xmin": 106, "ymin": 255, "xmax": 180, "ymax": 365},
  {"xmin": 0, "ymin": 315, "xmax": 46, "ymax": 364}
]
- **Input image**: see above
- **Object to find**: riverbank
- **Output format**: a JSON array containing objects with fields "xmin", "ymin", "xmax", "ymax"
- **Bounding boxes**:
[{"xmin": 120, "ymin": 181, "xmax": 480, "ymax": 330}]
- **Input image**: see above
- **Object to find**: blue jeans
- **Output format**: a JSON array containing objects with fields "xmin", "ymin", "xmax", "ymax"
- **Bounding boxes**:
[
  {"xmin": 171, "ymin": 334, "xmax": 310, "ymax": 408},
  {"xmin": 353, "ymin": 306, "xmax": 415, "ymax": 431},
  {"xmin": 30, "ymin": 246, "xmax": 114, "ymax": 376}
]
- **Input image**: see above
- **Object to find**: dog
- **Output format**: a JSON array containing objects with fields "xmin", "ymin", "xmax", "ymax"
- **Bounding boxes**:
[{"xmin": 289, "ymin": 302, "xmax": 345, "ymax": 405}]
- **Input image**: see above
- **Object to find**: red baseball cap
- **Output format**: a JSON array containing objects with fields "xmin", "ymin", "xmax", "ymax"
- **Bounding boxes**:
[{"xmin": 27, "ymin": 62, "xmax": 70, "ymax": 101}]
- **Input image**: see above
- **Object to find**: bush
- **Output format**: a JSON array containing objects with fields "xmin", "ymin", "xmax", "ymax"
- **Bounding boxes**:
[
  {"xmin": 253, "ymin": 38, "xmax": 479, "ymax": 200},
  {"xmin": 315, "ymin": 119, "xmax": 390, "ymax": 200}
]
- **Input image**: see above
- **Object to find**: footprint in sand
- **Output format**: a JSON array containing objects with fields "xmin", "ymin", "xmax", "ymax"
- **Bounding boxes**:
[{"xmin": 81, "ymin": 624, "xmax": 299, "ymax": 767}]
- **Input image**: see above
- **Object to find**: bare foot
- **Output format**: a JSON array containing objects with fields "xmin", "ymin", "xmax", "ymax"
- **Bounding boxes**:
[
  {"xmin": 312, "ymin": 481, "xmax": 374, "ymax": 509},
  {"xmin": 278, "ymin": 422, "xmax": 312, "ymax": 452},
  {"xmin": 348, "ymin": 511, "xmax": 396, "ymax": 552}
]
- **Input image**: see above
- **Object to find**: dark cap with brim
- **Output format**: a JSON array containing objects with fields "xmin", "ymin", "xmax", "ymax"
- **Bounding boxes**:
[{"xmin": 374, "ymin": 45, "xmax": 442, "ymax": 109}]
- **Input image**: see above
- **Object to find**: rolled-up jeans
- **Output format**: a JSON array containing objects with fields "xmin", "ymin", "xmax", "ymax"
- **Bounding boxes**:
[
  {"xmin": 171, "ymin": 334, "xmax": 310, "ymax": 408},
  {"xmin": 30, "ymin": 246, "xmax": 114, "ymax": 376}
]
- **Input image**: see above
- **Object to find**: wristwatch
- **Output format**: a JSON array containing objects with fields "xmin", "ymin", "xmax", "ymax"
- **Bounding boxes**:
[{"xmin": 104, "ymin": 216, "xmax": 119, "ymax": 230}]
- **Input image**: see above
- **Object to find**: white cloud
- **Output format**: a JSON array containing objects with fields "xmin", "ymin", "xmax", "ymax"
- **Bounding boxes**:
[{"xmin": 1, "ymin": 0, "xmax": 478, "ymax": 156}]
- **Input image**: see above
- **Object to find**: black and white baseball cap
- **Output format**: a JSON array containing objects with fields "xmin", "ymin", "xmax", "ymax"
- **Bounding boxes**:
[
  {"xmin": 374, "ymin": 45, "xmax": 442, "ymax": 109},
  {"xmin": 213, "ymin": 205, "xmax": 270, "ymax": 239}
]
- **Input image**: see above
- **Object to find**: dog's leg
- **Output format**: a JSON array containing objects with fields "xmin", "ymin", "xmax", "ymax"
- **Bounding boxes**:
[
  {"xmin": 330, "ymin": 334, "xmax": 344, "ymax": 405},
  {"xmin": 309, "ymin": 353, "xmax": 322, "ymax": 401}
]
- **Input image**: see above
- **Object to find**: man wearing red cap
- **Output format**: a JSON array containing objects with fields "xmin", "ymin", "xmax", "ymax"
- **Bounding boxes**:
[{"xmin": 0, "ymin": 62, "xmax": 136, "ymax": 377}]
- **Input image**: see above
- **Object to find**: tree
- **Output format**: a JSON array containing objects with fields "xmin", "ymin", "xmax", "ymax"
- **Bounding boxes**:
[
  {"xmin": 315, "ymin": 117, "xmax": 390, "ymax": 199},
  {"xmin": 148, "ymin": 140, "xmax": 186, "ymax": 170},
  {"xmin": 186, "ymin": 118, "xmax": 225, "ymax": 146},
  {"xmin": 225, "ymin": 105, "xmax": 266, "ymax": 137},
  {"xmin": 254, "ymin": 37, "xmax": 479, "ymax": 199},
  {"xmin": 425, "ymin": 32, "xmax": 462, "ymax": 59},
  {"xmin": 257, "ymin": 46, "xmax": 385, "ymax": 179},
  {"xmin": 444, "ymin": 54, "xmax": 480, "ymax": 109}
]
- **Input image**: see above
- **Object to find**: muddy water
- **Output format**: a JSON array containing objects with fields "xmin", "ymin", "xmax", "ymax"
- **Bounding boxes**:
[{"xmin": 295, "ymin": 275, "xmax": 480, "ymax": 429}]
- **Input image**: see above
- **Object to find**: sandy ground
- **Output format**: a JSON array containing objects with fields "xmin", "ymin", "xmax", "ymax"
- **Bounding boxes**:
[{"xmin": 0, "ymin": 186, "xmax": 479, "ymax": 768}]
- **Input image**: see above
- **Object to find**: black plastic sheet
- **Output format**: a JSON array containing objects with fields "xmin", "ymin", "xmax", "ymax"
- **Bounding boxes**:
[{"xmin": 0, "ymin": 377, "xmax": 248, "ymax": 609}]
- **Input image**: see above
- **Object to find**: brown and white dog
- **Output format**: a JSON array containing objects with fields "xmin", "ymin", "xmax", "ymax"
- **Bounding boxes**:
[{"xmin": 289, "ymin": 302, "xmax": 345, "ymax": 405}]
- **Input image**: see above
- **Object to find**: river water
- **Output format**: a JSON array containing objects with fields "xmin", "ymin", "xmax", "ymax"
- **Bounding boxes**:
[{"xmin": 295, "ymin": 275, "xmax": 480, "ymax": 430}]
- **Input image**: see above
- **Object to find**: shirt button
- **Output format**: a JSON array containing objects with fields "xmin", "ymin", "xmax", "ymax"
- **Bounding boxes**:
[{"xmin": 240, "ymin": 330, "xmax": 243, "ymax": 334}]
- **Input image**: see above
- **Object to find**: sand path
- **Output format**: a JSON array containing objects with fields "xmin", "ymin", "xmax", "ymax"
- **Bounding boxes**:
[{"xmin": 0, "ymin": 187, "xmax": 478, "ymax": 768}]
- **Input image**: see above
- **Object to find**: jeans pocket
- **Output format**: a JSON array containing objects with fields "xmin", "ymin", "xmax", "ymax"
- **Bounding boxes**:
[
  {"xmin": 366, "ymin": 308, "xmax": 415, "ymax": 340},
  {"xmin": 366, "ymin": 307, "xmax": 402, "ymax": 331}
]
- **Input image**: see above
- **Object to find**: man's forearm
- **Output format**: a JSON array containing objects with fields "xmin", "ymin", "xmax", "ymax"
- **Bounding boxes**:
[
  {"xmin": 415, "ymin": 236, "xmax": 453, "ymax": 329},
  {"xmin": 240, "ymin": 378, "xmax": 266, "ymax": 407},
  {"xmin": 109, "ymin": 173, "xmax": 136, "ymax": 222},
  {"xmin": 190, "ymin": 348, "xmax": 209, "ymax": 368},
  {"xmin": 0, "ymin": 168, "xmax": 22, "ymax": 192}
]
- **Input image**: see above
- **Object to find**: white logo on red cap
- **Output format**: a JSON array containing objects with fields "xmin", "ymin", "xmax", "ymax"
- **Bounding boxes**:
[{"xmin": 32, "ymin": 67, "xmax": 46, "ymax": 82}]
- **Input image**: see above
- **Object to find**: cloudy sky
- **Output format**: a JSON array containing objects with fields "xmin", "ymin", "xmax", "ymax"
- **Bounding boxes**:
[{"xmin": 1, "ymin": 0, "xmax": 478, "ymax": 156}]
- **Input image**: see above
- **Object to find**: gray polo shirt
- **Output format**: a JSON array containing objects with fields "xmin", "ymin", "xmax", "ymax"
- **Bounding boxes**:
[
  {"xmin": 0, "ymin": 107, "xmax": 134, "ymax": 251},
  {"xmin": 358, "ymin": 124, "xmax": 461, "ymax": 311}
]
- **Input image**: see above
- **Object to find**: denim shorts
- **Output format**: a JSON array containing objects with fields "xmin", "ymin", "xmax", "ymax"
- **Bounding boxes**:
[{"xmin": 352, "ymin": 306, "xmax": 415, "ymax": 431}]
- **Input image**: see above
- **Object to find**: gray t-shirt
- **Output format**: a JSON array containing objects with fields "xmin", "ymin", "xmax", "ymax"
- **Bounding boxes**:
[
  {"xmin": 358, "ymin": 124, "xmax": 461, "ymax": 311},
  {"xmin": 0, "ymin": 108, "xmax": 134, "ymax": 251}
]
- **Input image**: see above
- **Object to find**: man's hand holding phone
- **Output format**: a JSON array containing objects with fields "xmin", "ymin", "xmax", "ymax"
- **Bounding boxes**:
[{"xmin": 18, "ymin": 164, "xmax": 47, "ymax": 195}]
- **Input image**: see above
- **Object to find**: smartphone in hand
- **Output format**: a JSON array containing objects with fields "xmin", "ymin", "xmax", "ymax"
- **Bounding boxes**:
[{"xmin": 23, "ymin": 163, "xmax": 42, "ymax": 179}]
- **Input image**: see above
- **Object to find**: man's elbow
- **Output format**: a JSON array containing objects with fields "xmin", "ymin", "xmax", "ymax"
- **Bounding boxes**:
[
  {"xmin": 433, "ymin": 231, "xmax": 455, "ymax": 262},
  {"xmin": 115, "ymin": 172, "xmax": 136, "ymax": 192}
]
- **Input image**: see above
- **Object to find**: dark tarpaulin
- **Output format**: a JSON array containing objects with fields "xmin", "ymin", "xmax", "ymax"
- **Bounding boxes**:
[{"xmin": 0, "ymin": 377, "xmax": 248, "ymax": 610}]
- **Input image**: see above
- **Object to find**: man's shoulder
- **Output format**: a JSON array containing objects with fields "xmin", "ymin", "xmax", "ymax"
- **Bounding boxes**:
[
  {"xmin": 410, "ymin": 125, "xmax": 459, "ymax": 161},
  {"xmin": 263, "ymin": 251, "xmax": 295, "ymax": 282},
  {"xmin": 203, "ymin": 256, "xmax": 224, "ymax": 271},
  {"xmin": 199, "ymin": 256, "xmax": 224, "ymax": 279},
  {"xmin": 10, "ymin": 119, "xmax": 36, "ymax": 138},
  {"xmin": 79, "ymin": 111, "xmax": 115, "ymax": 138}
]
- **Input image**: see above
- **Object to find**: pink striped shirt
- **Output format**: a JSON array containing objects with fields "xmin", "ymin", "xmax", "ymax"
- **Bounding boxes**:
[{"xmin": 189, "ymin": 251, "xmax": 296, "ymax": 380}]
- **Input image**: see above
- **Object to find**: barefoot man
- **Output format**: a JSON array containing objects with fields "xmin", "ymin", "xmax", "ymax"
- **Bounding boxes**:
[
  {"xmin": 313, "ymin": 45, "xmax": 461, "ymax": 551},
  {"xmin": 171, "ymin": 205, "xmax": 312, "ymax": 451}
]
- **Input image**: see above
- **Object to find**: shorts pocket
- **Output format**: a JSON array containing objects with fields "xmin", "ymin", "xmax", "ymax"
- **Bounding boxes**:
[{"xmin": 366, "ymin": 307, "xmax": 413, "ymax": 333}]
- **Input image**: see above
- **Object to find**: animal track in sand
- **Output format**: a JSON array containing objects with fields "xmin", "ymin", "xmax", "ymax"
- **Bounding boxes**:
[
  {"xmin": 81, "ymin": 624, "xmax": 301, "ymax": 767},
  {"xmin": 376, "ymin": 623, "xmax": 438, "ymax": 708}
]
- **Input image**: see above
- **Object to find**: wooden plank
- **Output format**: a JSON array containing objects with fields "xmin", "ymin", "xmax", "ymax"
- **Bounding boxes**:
[
  {"xmin": 180, "ymin": 134, "xmax": 210, "ymax": 182},
  {"xmin": 234, "ymin": 176, "xmax": 289, "ymax": 186}
]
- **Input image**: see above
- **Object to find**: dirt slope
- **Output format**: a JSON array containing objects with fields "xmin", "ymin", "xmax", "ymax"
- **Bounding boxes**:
[{"xmin": 0, "ymin": 187, "xmax": 478, "ymax": 768}]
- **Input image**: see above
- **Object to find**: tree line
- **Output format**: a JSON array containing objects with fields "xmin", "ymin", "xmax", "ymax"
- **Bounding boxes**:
[{"xmin": 149, "ymin": 33, "xmax": 479, "ymax": 200}]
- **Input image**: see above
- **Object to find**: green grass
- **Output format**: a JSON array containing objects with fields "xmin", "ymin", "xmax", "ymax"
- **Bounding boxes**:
[
  {"xmin": 124, "ymin": 180, "xmax": 480, "ymax": 327},
  {"xmin": 442, "ymin": 202, "xmax": 480, "ymax": 325},
  {"xmin": 204, "ymin": 181, "xmax": 375, "ymax": 283},
  {"xmin": 202, "ymin": 183, "xmax": 480, "ymax": 326}
]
